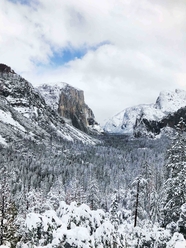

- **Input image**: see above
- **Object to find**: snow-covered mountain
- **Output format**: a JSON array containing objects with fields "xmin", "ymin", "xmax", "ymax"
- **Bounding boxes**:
[
  {"xmin": 103, "ymin": 89, "xmax": 186, "ymax": 136},
  {"xmin": 0, "ymin": 64, "xmax": 97, "ymax": 147}
]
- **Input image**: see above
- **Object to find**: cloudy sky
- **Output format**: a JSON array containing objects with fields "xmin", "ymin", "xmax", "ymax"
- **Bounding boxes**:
[{"xmin": 1, "ymin": 0, "xmax": 186, "ymax": 123}]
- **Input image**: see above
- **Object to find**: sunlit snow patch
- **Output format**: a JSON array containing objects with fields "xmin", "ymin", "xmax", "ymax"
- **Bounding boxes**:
[
  {"xmin": 167, "ymin": 232, "xmax": 186, "ymax": 248},
  {"xmin": 0, "ymin": 109, "xmax": 25, "ymax": 131},
  {"xmin": 0, "ymin": 135, "xmax": 7, "ymax": 147}
]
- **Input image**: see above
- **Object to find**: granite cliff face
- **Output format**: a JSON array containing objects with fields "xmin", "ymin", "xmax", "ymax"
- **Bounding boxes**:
[
  {"xmin": 38, "ymin": 84, "xmax": 98, "ymax": 133},
  {"xmin": 58, "ymin": 84, "xmax": 96, "ymax": 133}
]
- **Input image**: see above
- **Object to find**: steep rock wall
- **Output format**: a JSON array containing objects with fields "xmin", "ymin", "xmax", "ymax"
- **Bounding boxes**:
[
  {"xmin": 58, "ymin": 84, "xmax": 95, "ymax": 133},
  {"xmin": 134, "ymin": 106, "xmax": 186, "ymax": 137},
  {"xmin": 38, "ymin": 84, "xmax": 97, "ymax": 133}
]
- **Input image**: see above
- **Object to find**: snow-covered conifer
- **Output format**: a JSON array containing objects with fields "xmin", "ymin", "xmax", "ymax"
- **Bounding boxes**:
[
  {"xmin": 87, "ymin": 178, "xmax": 100, "ymax": 210},
  {"xmin": 161, "ymin": 118, "xmax": 186, "ymax": 227}
]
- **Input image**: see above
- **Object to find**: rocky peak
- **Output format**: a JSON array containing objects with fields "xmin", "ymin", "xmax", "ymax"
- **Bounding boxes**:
[
  {"xmin": 0, "ymin": 64, "xmax": 15, "ymax": 74},
  {"xmin": 59, "ymin": 84, "xmax": 95, "ymax": 132},
  {"xmin": 38, "ymin": 83, "xmax": 97, "ymax": 133},
  {"xmin": 155, "ymin": 89, "xmax": 186, "ymax": 112}
]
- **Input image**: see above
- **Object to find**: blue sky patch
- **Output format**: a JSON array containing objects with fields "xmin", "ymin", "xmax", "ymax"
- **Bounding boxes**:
[
  {"xmin": 8, "ymin": 0, "xmax": 36, "ymax": 6},
  {"xmin": 50, "ymin": 48, "xmax": 86, "ymax": 67},
  {"xmin": 50, "ymin": 41, "xmax": 110, "ymax": 67}
]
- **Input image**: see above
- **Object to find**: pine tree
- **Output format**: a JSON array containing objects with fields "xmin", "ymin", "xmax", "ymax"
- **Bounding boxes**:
[
  {"xmin": 140, "ymin": 161, "xmax": 153, "ymax": 219},
  {"xmin": 161, "ymin": 117, "xmax": 186, "ymax": 227},
  {"xmin": 109, "ymin": 194, "xmax": 124, "ymax": 248},
  {"xmin": 87, "ymin": 178, "xmax": 100, "ymax": 210},
  {"xmin": 140, "ymin": 161, "xmax": 161, "ymax": 223},
  {"xmin": 150, "ymin": 190, "xmax": 161, "ymax": 224},
  {"xmin": 110, "ymin": 194, "xmax": 119, "ymax": 230}
]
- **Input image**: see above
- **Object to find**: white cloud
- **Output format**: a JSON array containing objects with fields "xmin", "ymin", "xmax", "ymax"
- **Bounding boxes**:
[{"xmin": 0, "ymin": 0, "xmax": 186, "ymax": 123}]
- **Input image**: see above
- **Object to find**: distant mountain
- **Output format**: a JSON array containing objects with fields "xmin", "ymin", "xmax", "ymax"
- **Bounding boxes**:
[
  {"xmin": 103, "ymin": 89, "xmax": 186, "ymax": 137},
  {"xmin": 0, "ymin": 64, "xmax": 97, "ymax": 147},
  {"xmin": 37, "ymin": 83, "xmax": 102, "ymax": 134}
]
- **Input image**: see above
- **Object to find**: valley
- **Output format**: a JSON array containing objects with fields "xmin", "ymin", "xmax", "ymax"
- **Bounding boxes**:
[{"xmin": 0, "ymin": 64, "xmax": 186, "ymax": 247}]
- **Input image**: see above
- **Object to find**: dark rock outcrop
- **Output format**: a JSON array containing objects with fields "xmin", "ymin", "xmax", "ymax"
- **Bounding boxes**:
[
  {"xmin": 58, "ymin": 84, "xmax": 95, "ymax": 133},
  {"xmin": 134, "ymin": 106, "xmax": 186, "ymax": 137},
  {"xmin": 0, "ymin": 64, "xmax": 15, "ymax": 74}
]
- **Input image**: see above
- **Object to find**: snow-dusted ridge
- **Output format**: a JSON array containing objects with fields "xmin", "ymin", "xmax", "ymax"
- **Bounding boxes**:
[
  {"xmin": 103, "ymin": 89, "xmax": 186, "ymax": 134},
  {"xmin": 37, "ymin": 83, "xmax": 68, "ymax": 112},
  {"xmin": 0, "ymin": 72, "xmax": 98, "ymax": 145}
]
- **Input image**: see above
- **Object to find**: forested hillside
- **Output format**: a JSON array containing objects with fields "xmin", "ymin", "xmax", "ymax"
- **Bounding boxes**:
[{"xmin": 1, "ymin": 123, "xmax": 186, "ymax": 247}]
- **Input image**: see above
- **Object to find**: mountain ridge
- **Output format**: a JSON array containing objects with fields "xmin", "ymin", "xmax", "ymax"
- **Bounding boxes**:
[
  {"xmin": 0, "ymin": 64, "xmax": 98, "ymax": 146},
  {"xmin": 103, "ymin": 89, "xmax": 186, "ymax": 136},
  {"xmin": 1, "ymin": 63, "xmax": 186, "ymax": 140}
]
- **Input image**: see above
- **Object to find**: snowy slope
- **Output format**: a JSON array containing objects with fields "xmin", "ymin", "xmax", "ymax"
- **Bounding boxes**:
[
  {"xmin": 155, "ymin": 89, "xmax": 186, "ymax": 112},
  {"xmin": 0, "ymin": 134, "xmax": 7, "ymax": 147},
  {"xmin": 0, "ymin": 70, "xmax": 97, "ymax": 145},
  {"xmin": 37, "ymin": 83, "xmax": 67, "ymax": 112},
  {"xmin": 104, "ymin": 89, "xmax": 186, "ymax": 134},
  {"xmin": 0, "ymin": 108, "xmax": 26, "ymax": 132}
]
